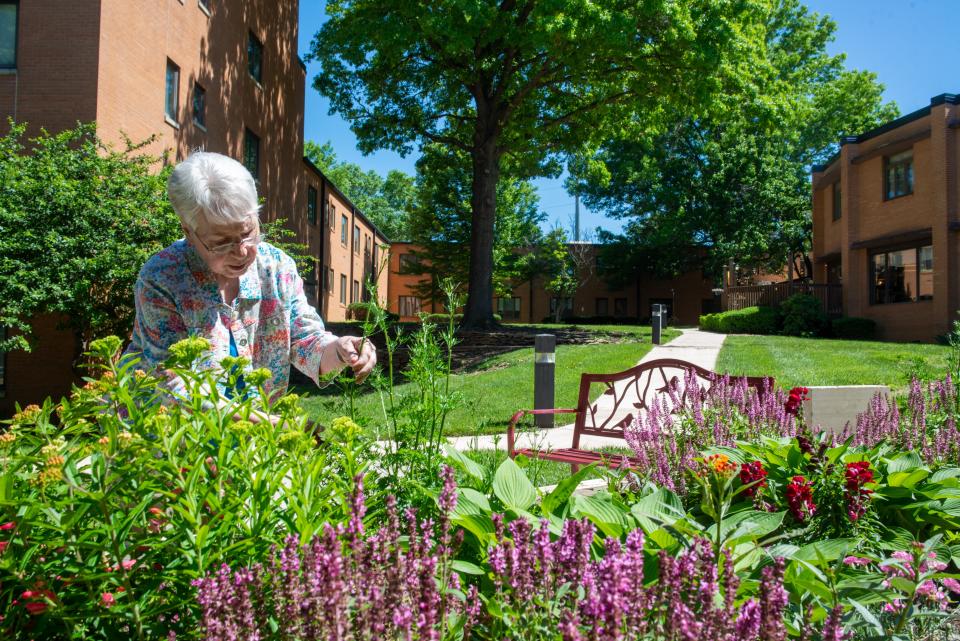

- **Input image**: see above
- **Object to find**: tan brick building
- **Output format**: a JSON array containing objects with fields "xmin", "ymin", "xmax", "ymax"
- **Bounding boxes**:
[
  {"xmin": 0, "ymin": 0, "xmax": 387, "ymax": 413},
  {"xmin": 812, "ymin": 93, "xmax": 959, "ymax": 342},
  {"xmin": 388, "ymin": 242, "xmax": 717, "ymax": 326}
]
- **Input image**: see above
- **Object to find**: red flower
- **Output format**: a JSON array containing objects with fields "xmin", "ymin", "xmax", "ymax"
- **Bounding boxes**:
[
  {"xmin": 0, "ymin": 541, "xmax": 7, "ymax": 554},
  {"xmin": 24, "ymin": 601, "xmax": 47, "ymax": 615},
  {"xmin": 845, "ymin": 461, "xmax": 874, "ymax": 522},
  {"xmin": 785, "ymin": 475, "xmax": 816, "ymax": 522},
  {"xmin": 739, "ymin": 461, "xmax": 768, "ymax": 498},
  {"xmin": 0, "ymin": 522, "xmax": 15, "ymax": 531},
  {"xmin": 784, "ymin": 387, "xmax": 810, "ymax": 416},
  {"xmin": 101, "ymin": 592, "xmax": 116, "ymax": 607}
]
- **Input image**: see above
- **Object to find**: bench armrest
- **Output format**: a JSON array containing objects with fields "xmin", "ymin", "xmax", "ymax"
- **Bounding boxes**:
[{"xmin": 507, "ymin": 408, "xmax": 579, "ymax": 456}]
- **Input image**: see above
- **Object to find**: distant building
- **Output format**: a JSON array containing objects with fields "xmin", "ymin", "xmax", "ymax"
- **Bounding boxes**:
[
  {"xmin": 0, "ymin": 0, "xmax": 387, "ymax": 414},
  {"xmin": 812, "ymin": 93, "xmax": 959, "ymax": 342},
  {"xmin": 388, "ymin": 242, "xmax": 717, "ymax": 326}
]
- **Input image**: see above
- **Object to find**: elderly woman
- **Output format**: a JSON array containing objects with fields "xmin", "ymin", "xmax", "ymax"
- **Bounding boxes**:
[{"xmin": 127, "ymin": 151, "xmax": 375, "ymax": 405}]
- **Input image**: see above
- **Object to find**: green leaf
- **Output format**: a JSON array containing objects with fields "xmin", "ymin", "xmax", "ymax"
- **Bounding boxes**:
[
  {"xmin": 631, "ymin": 488, "xmax": 687, "ymax": 527},
  {"xmin": 885, "ymin": 452, "xmax": 924, "ymax": 474},
  {"xmin": 492, "ymin": 457, "xmax": 537, "ymax": 512},
  {"xmin": 451, "ymin": 559, "xmax": 485, "ymax": 576},
  {"xmin": 710, "ymin": 510, "xmax": 784, "ymax": 545},
  {"xmin": 790, "ymin": 539, "xmax": 856, "ymax": 563},
  {"xmin": 569, "ymin": 493, "xmax": 629, "ymax": 538},
  {"xmin": 930, "ymin": 467, "xmax": 960, "ymax": 483},
  {"xmin": 454, "ymin": 488, "xmax": 491, "ymax": 518},
  {"xmin": 847, "ymin": 598, "xmax": 885, "ymax": 635},
  {"xmin": 541, "ymin": 463, "xmax": 597, "ymax": 516},
  {"xmin": 442, "ymin": 444, "xmax": 486, "ymax": 482},
  {"xmin": 887, "ymin": 469, "xmax": 930, "ymax": 488}
]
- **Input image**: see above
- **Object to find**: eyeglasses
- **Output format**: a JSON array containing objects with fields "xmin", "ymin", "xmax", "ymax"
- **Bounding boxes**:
[{"xmin": 192, "ymin": 227, "xmax": 264, "ymax": 256}]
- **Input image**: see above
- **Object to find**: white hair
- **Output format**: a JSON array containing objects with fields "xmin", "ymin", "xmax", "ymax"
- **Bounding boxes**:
[{"xmin": 167, "ymin": 152, "xmax": 260, "ymax": 231}]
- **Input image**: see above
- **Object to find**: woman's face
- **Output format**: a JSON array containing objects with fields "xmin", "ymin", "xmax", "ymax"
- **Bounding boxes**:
[{"xmin": 187, "ymin": 216, "xmax": 260, "ymax": 280}]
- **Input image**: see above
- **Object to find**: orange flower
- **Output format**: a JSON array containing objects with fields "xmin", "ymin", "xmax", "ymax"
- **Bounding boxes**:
[{"xmin": 704, "ymin": 454, "xmax": 738, "ymax": 477}]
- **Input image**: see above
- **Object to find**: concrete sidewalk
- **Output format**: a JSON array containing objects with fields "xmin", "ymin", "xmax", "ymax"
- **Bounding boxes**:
[{"xmin": 447, "ymin": 328, "xmax": 727, "ymax": 453}]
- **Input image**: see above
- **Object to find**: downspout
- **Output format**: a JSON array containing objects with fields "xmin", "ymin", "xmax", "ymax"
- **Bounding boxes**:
[{"xmin": 319, "ymin": 179, "xmax": 327, "ymax": 318}]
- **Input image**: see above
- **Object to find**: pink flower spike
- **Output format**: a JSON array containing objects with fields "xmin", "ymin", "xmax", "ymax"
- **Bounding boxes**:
[
  {"xmin": 842, "ymin": 556, "xmax": 871, "ymax": 567},
  {"xmin": 942, "ymin": 578, "xmax": 960, "ymax": 594}
]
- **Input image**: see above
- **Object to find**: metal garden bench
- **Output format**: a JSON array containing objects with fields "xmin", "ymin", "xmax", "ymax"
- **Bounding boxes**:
[{"xmin": 506, "ymin": 358, "xmax": 773, "ymax": 472}]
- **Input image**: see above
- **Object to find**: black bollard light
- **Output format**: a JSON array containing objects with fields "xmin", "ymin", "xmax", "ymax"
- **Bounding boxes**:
[
  {"xmin": 651, "ymin": 304, "xmax": 663, "ymax": 345},
  {"xmin": 534, "ymin": 334, "xmax": 556, "ymax": 429}
]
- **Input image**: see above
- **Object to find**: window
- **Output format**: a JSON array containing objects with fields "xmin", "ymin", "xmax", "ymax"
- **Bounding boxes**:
[
  {"xmin": 247, "ymin": 31, "xmax": 263, "ymax": 83},
  {"xmin": 243, "ymin": 129, "xmax": 259, "ymax": 180},
  {"xmin": 399, "ymin": 296, "xmax": 421, "ymax": 317},
  {"xmin": 884, "ymin": 150, "xmax": 913, "ymax": 200},
  {"xmin": 496, "ymin": 297, "xmax": 521, "ymax": 321},
  {"xmin": 614, "ymin": 298, "xmax": 628, "ymax": 317},
  {"xmin": 353, "ymin": 225, "xmax": 360, "ymax": 253},
  {"xmin": 340, "ymin": 214, "xmax": 348, "ymax": 245},
  {"xmin": 870, "ymin": 244, "xmax": 932, "ymax": 304},
  {"xmin": 832, "ymin": 182, "xmax": 841, "ymax": 221},
  {"xmin": 329, "ymin": 204, "xmax": 336, "ymax": 229},
  {"xmin": 325, "ymin": 267, "xmax": 333, "ymax": 292},
  {"xmin": 1, "ymin": 1, "xmax": 18, "ymax": 69},
  {"xmin": 550, "ymin": 297, "xmax": 573, "ymax": 316},
  {"xmin": 164, "ymin": 59, "xmax": 180, "ymax": 122},
  {"xmin": 192, "ymin": 83, "xmax": 206, "ymax": 129},
  {"xmin": 307, "ymin": 186, "xmax": 318, "ymax": 225},
  {"xmin": 399, "ymin": 253, "xmax": 417, "ymax": 271},
  {"xmin": 364, "ymin": 234, "xmax": 371, "ymax": 256},
  {"xmin": 339, "ymin": 274, "xmax": 347, "ymax": 305},
  {"xmin": 352, "ymin": 280, "xmax": 359, "ymax": 303},
  {"xmin": 595, "ymin": 298, "xmax": 609, "ymax": 316},
  {"xmin": 198, "ymin": 0, "xmax": 210, "ymax": 13}
]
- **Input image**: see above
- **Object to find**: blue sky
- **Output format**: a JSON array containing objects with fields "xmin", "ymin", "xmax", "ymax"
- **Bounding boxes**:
[{"xmin": 297, "ymin": 1, "xmax": 956, "ymax": 236}]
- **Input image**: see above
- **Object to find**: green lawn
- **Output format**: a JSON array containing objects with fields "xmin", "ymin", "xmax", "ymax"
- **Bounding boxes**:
[
  {"xmin": 715, "ymin": 334, "xmax": 953, "ymax": 393},
  {"xmin": 300, "ymin": 325, "xmax": 679, "ymax": 437}
]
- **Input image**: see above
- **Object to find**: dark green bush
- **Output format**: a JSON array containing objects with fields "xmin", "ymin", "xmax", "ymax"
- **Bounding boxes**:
[
  {"xmin": 779, "ymin": 293, "xmax": 829, "ymax": 337},
  {"xmin": 699, "ymin": 313, "xmax": 721, "ymax": 332},
  {"xmin": 831, "ymin": 316, "xmax": 877, "ymax": 340},
  {"xmin": 421, "ymin": 313, "xmax": 501, "ymax": 324},
  {"xmin": 700, "ymin": 307, "xmax": 778, "ymax": 334}
]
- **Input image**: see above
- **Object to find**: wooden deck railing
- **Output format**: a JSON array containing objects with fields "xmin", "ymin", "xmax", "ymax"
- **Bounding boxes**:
[{"xmin": 724, "ymin": 282, "xmax": 843, "ymax": 316}]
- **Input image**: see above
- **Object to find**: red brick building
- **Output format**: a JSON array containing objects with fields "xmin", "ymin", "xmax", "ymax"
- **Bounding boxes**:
[
  {"xmin": 0, "ymin": 0, "xmax": 387, "ymax": 414},
  {"xmin": 388, "ymin": 242, "xmax": 717, "ymax": 325},
  {"xmin": 812, "ymin": 93, "xmax": 959, "ymax": 342}
]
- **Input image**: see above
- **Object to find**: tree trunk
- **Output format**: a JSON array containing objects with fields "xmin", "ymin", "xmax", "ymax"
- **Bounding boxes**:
[{"xmin": 462, "ymin": 116, "xmax": 501, "ymax": 329}]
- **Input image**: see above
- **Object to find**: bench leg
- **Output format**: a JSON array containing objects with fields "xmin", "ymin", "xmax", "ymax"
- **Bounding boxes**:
[{"xmin": 570, "ymin": 463, "xmax": 580, "ymax": 474}]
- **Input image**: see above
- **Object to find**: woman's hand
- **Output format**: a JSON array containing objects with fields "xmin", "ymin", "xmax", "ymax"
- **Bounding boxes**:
[{"xmin": 332, "ymin": 336, "xmax": 377, "ymax": 383}]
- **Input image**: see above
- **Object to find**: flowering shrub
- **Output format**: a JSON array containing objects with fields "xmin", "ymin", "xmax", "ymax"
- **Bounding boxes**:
[
  {"xmin": 845, "ymin": 375, "xmax": 960, "ymax": 466},
  {"xmin": 624, "ymin": 371, "xmax": 796, "ymax": 493},
  {"xmin": 194, "ymin": 471, "xmax": 464, "ymax": 640},
  {"xmin": 0, "ymin": 337, "xmax": 369, "ymax": 639},
  {"xmin": 197, "ymin": 466, "xmax": 802, "ymax": 641}
]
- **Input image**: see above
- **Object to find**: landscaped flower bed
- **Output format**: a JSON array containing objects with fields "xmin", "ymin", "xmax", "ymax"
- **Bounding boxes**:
[{"xmin": 2, "ymin": 332, "xmax": 959, "ymax": 639}]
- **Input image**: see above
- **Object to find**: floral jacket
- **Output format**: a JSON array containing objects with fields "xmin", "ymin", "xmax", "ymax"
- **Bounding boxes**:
[{"xmin": 125, "ymin": 239, "xmax": 336, "ymax": 401}]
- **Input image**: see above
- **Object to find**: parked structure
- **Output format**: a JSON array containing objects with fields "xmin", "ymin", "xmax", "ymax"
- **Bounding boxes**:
[
  {"xmin": 0, "ymin": 0, "xmax": 387, "ymax": 414},
  {"xmin": 811, "ymin": 93, "xmax": 959, "ymax": 342},
  {"xmin": 388, "ymin": 242, "xmax": 717, "ymax": 326}
]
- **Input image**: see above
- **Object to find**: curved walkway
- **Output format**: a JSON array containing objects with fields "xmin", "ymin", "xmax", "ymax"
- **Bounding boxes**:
[{"xmin": 447, "ymin": 328, "xmax": 727, "ymax": 452}]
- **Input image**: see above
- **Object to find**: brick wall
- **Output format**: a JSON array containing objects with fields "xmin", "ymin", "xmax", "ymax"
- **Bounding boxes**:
[
  {"xmin": 0, "ymin": 315, "xmax": 79, "ymax": 418},
  {"xmin": 812, "ymin": 95, "xmax": 960, "ymax": 341}
]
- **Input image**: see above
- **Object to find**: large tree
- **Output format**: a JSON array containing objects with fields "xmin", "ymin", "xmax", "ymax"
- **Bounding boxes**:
[
  {"xmin": 569, "ymin": 1, "xmax": 899, "ymax": 280},
  {"xmin": 404, "ymin": 144, "xmax": 543, "ymax": 305},
  {"xmin": 308, "ymin": 0, "xmax": 757, "ymax": 326},
  {"xmin": 0, "ymin": 123, "xmax": 181, "ymax": 359},
  {"xmin": 305, "ymin": 140, "xmax": 415, "ymax": 240}
]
